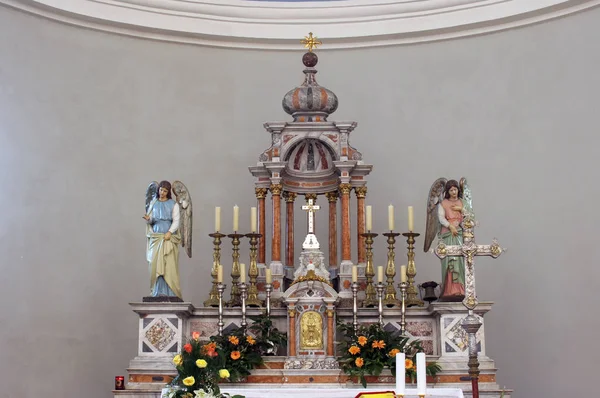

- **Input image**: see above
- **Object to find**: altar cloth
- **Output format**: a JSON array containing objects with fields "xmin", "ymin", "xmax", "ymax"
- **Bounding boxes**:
[{"xmin": 168, "ymin": 388, "xmax": 464, "ymax": 398}]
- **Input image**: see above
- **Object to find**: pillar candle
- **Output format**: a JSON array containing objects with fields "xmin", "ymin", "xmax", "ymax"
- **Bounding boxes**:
[
  {"xmin": 388, "ymin": 204, "xmax": 394, "ymax": 231},
  {"xmin": 239, "ymin": 263, "xmax": 246, "ymax": 283},
  {"xmin": 366, "ymin": 205, "xmax": 372, "ymax": 231},
  {"xmin": 395, "ymin": 352, "xmax": 405, "ymax": 395},
  {"xmin": 215, "ymin": 207, "xmax": 221, "ymax": 232},
  {"xmin": 416, "ymin": 352, "xmax": 426, "ymax": 395},
  {"xmin": 233, "ymin": 205, "xmax": 239, "ymax": 232},
  {"xmin": 377, "ymin": 265, "xmax": 384, "ymax": 283},
  {"xmin": 250, "ymin": 206, "xmax": 257, "ymax": 233},
  {"xmin": 265, "ymin": 268, "xmax": 272, "ymax": 284},
  {"xmin": 352, "ymin": 265, "xmax": 358, "ymax": 283},
  {"xmin": 408, "ymin": 206, "xmax": 414, "ymax": 232},
  {"xmin": 400, "ymin": 265, "xmax": 407, "ymax": 283},
  {"xmin": 217, "ymin": 264, "xmax": 223, "ymax": 283}
]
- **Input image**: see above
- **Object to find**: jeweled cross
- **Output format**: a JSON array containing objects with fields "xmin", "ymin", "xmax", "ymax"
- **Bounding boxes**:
[{"xmin": 302, "ymin": 198, "xmax": 320, "ymax": 234}]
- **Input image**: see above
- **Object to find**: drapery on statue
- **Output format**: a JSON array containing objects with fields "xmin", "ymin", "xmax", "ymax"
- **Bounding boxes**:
[
  {"xmin": 143, "ymin": 180, "xmax": 193, "ymax": 300},
  {"xmin": 424, "ymin": 177, "xmax": 473, "ymax": 302}
]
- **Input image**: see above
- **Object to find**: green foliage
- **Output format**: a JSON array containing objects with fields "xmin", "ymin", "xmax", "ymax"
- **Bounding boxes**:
[{"xmin": 248, "ymin": 312, "xmax": 287, "ymax": 355}]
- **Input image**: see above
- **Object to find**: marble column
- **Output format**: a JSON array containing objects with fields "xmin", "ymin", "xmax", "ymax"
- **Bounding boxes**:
[
  {"xmin": 339, "ymin": 183, "xmax": 352, "ymax": 263},
  {"xmin": 326, "ymin": 191, "xmax": 338, "ymax": 270},
  {"xmin": 284, "ymin": 191, "xmax": 297, "ymax": 275},
  {"xmin": 355, "ymin": 186, "xmax": 367, "ymax": 264},
  {"xmin": 288, "ymin": 305, "xmax": 297, "ymax": 357},
  {"xmin": 270, "ymin": 183, "xmax": 283, "ymax": 263},
  {"xmin": 255, "ymin": 187, "xmax": 268, "ymax": 265},
  {"xmin": 326, "ymin": 308, "xmax": 335, "ymax": 357}
]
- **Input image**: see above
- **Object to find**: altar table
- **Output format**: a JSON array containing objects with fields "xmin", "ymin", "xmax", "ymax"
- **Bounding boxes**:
[{"xmin": 204, "ymin": 388, "xmax": 464, "ymax": 398}]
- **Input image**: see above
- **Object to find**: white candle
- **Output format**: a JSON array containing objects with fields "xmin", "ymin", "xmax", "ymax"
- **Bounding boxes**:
[
  {"xmin": 408, "ymin": 206, "xmax": 414, "ymax": 232},
  {"xmin": 217, "ymin": 264, "xmax": 223, "ymax": 283},
  {"xmin": 239, "ymin": 263, "xmax": 246, "ymax": 283},
  {"xmin": 233, "ymin": 205, "xmax": 239, "ymax": 232},
  {"xmin": 215, "ymin": 207, "xmax": 221, "ymax": 232},
  {"xmin": 352, "ymin": 265, "xmax": 358, "ymax": 283},
  {"xmin": 388, "ymin": 204, "xmax": 394, "ymax": 231},
  {"xmin": 416, "ymin": 352, "xmax": 426, "ymax": 395},
  {"xmin": 400, "ymin": 265, "xmax": 407, "ymax": 283},
  {"xmin": 377, "ymin": 265, "xmax": 384, "ymax": 283},
  {"xmin": 366, "ymin": 205, "xmax": 372, "ymax": 231},
  {"xmin": 395, "ymin": 352, "xmax": 405, "ymax": 395},
  {"xmin": 250, "ymin": 207, "xmax": 257, "ymax": 233},
  {"xmin": 265, "ymin": 268, "xmax": 272, "ymax": 284}
]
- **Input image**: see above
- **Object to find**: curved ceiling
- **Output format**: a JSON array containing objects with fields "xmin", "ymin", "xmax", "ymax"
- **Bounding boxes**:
[{"xmin": 3, "ymin": 0, "xmax": 599, "ymax": 49}]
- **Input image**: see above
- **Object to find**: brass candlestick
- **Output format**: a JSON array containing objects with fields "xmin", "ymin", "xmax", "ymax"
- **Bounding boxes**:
[
  {"xmin": 398, "ymin": 281, "xmax": 408, "ymax": 335},
  {"xmin": 227, "ymin": 233, "xmax": 244, "ymax": 307},
  {"xmin": 204, "ymin": 232, "xmax": 225, "ymax": 307},
  {"xmin": 217, "ymin": 283, "xmax": 226, "ymax": 336},
  {"xmin": 362, "ymin": 232, "xmax": 378, "ymax": 307},
  {"xmin": 376, "ymin": 282, "xmax": 385, "ymax": 326},
  {"xmin": 402, "ymin": 232, "xmax": 424, "ymax": 307},
  {"xmin": 383, "ymin": 232, "xmax": 401, "ymax": 307},
  {"xmin": 351, "ymin": 281, "xmax": 359, "ymax": 335},
  {"xmin": 245, "ymin": 233, "xmax": 263, "ymax": 307}
]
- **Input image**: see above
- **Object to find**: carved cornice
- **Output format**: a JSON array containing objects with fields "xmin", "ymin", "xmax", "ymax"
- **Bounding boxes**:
[{"xmin": 3, "ymin": 0, "xmax": 599, "ymax": 49}]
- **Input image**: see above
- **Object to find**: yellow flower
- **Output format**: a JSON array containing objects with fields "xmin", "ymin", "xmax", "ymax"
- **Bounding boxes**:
[
  {"xmin": 196, "ymin": 359, "xmax": 208, "ymax": 368},
  {"xmin": 173, "ymin": 354, "xmax": 183, "ymax": 366},
  {"xmin": 182, "ymin": 376, "xmax": 195, "ymax": 386},
  {"xmin": 357, "ymin": 336, "xmax": 368, "ymax": 346},
  {"xmin": 219, "ymin": 369, "xmax": 230, "ymax": 379},
  {"xmin": 388, "ymin": 349, "xmax": 400, "ymax": 358},
  {"xmin": 348, "ymin": 346, "xmax": 361, "ymax": 355}
]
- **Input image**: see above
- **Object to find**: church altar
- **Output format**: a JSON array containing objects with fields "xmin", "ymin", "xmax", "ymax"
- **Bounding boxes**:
[{"xmin": 118, "ymin": 35, "xmax": 511, "ymax": 398}]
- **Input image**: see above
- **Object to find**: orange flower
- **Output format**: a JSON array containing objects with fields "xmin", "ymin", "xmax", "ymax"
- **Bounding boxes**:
[
  {"xmin": 192, "ymin": 331, "xmax": 201, "ymax": 341},
  {"xmin": 355, "ymin": 357, "xmax": 364, "ymax": 368},
  {"xmin": 372, "ymin": 340, "xmax": 386, "ymax": 349},
  {"xmin": 388, "ymin": 348, "xmax": 400, "ymax": 358},
  {"xmin": 228, "ymin": 336, "xmax": 239, "ymax": 346},
  {"xmin": 203, "ymin": 342, "xmax": 218, "ymax": 357},
  {"xmin": 405, "ymin": 359, "xmax": 414, "ymax": 369},
  {"xmin": 246, "ymin": 336, "xmax": 256, "ymax": 345},
  {"xmin": 230, "ymin": 351, "xmax": 241, "ymax": 360},
  {"xmin": 348, "ymin": 346, "xmax": 361, "ymax": 355},
  {"xmin": 183, "ymin": 343, "xmax": 192, "ymax": 353},
  {"xmin": 357, "ymin": 336, "xmax": 368, "ymax": 346}
]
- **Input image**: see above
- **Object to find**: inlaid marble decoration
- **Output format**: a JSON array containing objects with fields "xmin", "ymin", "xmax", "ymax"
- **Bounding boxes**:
[
  {"xmin": 141, "ymin": 317, "xmax": 178, "ymax": 354},
  {"xmin": 188, "ymin": 320, "xmax": 219, "ymax": 339},
  {"xmin": 441, "ymin": 314, "xmax": 484, "ymax": 355},
  {"xmin": 382, "ymin": 320, "xmax": 436, "ymax": 355}
]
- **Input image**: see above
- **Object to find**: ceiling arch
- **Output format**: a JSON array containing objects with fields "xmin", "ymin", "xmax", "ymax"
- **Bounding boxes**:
[{"xmin": 3, "ymin": 0, "xmax": 599, "ymax": 49}]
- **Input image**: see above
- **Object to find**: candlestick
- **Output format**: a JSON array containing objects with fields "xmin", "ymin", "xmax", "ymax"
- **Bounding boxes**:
[
  {"xmin": 388, "ymin": 204, "xmax": 394, "ymax": 231},
  {"xmin": 400, "ymin": 265, "xmax": 407, "ymax": 283},
  {"xmin": 233, "ymin": 205, "xmax": 239, "ymax": 232},
  {"xmin": 383, "ymin": 232, "xmax": 401, "ymax": 307},
  {"xmin": 362, "ymin": 231, "xmax": 378, "ymax": 307},
  {"xmin": 227, "ymin": 233, "xmax": 243, "ymax": 307},
  {"xmin": 366, "ymin": 205, "xmax": 372, "ymax": 231},
  {"xmin": 376, "ymin": 282, "xmax": 385, "ymax": 326},
  {"xmin": 377, "ymin": 265, "xmax": 384, "ymax": 283},
  {"xmin": 204, "ymin": 232, "xmax": 226, "ymax": 307},
  {"xmin": 245, "ymin": 233, "xmax": 263, "ymax": 307},
  {"xmin": 351, "ymin": 281, "xmax": 359, "ymax": 335},
  {"xmin": 402, "ymin": 232, "xmax": 424, "ymax": 307},
  {"xmin": 399, "ymin": 281, "xmax": 408, "ymax": 335},
  {"xmin": 215, "ymin": 207, "xmax": 221, "ymax": 232},
  {"xmin": 416, "ymin": 352, "xmax": 426, "ymax": 395},
  {"xmin": 265, "ymin": 282, "xmax": 273, "ymax": 317},
  {"xmin": 265, "ymin": 268, "xmax": 272, "ymax": 284},
  {"xmin": 250, "ymin": 206, "xmax": 257, "ymax": 233},
  {"xmin": 239, "ymin": 282, "xmax": 248, "ymax": 330},
  {"xmin": 352, "ymin": 265, "xmax": 358, "ymax": 283},
  {"xmin": 239, "ymin": 263, "xmax": 246, "ymax": 283},
  {"xmin": 395, "ymin": 352, "xmax": 405, "ymax": 396},
  {"xmin": 407, "ymin": 206, "xmax": 414, "ymax": 232},
  {"xmin": 217, "ymin": 283, "xmax": 226, "ymax": 336}
]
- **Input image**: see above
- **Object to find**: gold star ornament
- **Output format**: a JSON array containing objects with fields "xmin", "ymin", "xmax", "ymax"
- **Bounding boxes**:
[{"xmin": 301, "ymin": 32, "xmax": 322, "ymax": 52}]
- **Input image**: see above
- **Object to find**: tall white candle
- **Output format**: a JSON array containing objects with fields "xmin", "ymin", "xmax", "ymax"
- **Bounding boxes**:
[
  {"xmin": 215, "ymin": 207, "xmax": 221, "ymax": 232},
  {"xmin": 400, "ymin": 265, "xmax": 407, "ymax": 283},
  {"xmin": 352, "ymin": 265, "xmax": 358, "ymax": 283},
  {"xmin": 233, "ymin": 205, "xmax": 239, "ymax": 232},
  {"xmin": 408, "ymin": 206, "xmax": 414, "ymax": 232},
  {"xmin": 395, "ymin": 352, "xmax": 405, "ymax": 395},
  {"xmin": 377, "ymin": 265, "xmax": 384, "ymax": 283},
  {"xmin": 416, "ymin": 352, "xmax": 426, "ymax": 395},
  {"xmin": 366, "ymin": 205, "xmax": 372, "ymax": 231},
  {"xmin": 265, "ymin": 268, "xmax": 272, "ymax": 284},
  {"xmin": 239, "ymin": 263, "xmax": 246, "ymax": 283},
  {"xmin": 250, "ymin": 206, "xmax": 257, "ymax": 233},
  {"xmin": 217, "ymin": 264, "xmax": 223, "ymax": 283},
  {"xmin": 388, "ymin": 204, "xmax": 395, "ymax": 231}
]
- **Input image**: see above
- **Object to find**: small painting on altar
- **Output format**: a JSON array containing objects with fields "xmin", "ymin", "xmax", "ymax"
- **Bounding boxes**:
[{"xmin": 300, "ymin": 311, "xmax": 323, "ymax": 350}]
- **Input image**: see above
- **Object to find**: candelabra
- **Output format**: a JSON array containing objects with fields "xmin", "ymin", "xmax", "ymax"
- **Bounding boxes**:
[
  {"xmin": 351, "ymin": 281, "xmax": 359, "ymax": 335},
  {"xmin": 376, "ymin": 282, "xmax": 385, "ymax": 327},
  {"xmin": 239, "ymin": 282, "xmax": 248, "ymax": 330},
  {"xmin": 245, "ymin": 233, "xmax": 263, "ymax": 307},
  {"xmin": 217, "ymin": 283, "xmax": 226, "ymax": 336},
  {"xmin": 227, "ymin": 233, "xmax": 244, "ymax": 307},
  {"xmin": 265, "ymin": 283, "xmax": 273, "ymax": 317},
  {"xmin": 362, "ymin": 232, "xmax": 379, "ymax": 307},
  {"xmin": 383, "ymin": 232, "xmax": 401, "ymax": 307},
  {"xmin": 398, "ymin": 281, "xmax": 408, "ymax": 335},
  {"xmin": 204, "ymin": 232, "xmax": 225, "ymax": 307},
  {"xmin": 402, "ymin": 232, "xmax": 424, "ymax": 307}
]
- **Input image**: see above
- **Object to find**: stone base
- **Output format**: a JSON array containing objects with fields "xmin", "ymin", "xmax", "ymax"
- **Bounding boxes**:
[
  {"xmin": 284, "ymin": 357, "xmax": 339, "ymax": 369},
  {"xmin": 142, "ymin": 296, "xmax": 184, "ymax": 303}
]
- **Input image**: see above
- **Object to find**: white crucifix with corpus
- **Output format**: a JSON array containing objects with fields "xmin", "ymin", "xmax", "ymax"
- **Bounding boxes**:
[{"xmin": 302, "ymin": 198, "xmax": 320, "ymax": 249}]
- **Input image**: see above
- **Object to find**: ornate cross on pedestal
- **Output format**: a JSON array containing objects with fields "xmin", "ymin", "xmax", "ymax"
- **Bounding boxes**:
[
  {"xmin": 434, "ymin": 212, "xmax": 504, "ymax": 398},
  {"xmin": 302, "ymin": 198, "xmax": 321, "ymax": 249}
]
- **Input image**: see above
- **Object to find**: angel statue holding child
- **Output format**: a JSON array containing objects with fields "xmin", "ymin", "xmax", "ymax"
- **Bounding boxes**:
[
  {"xmin": 424, "ymin": 177, "xmax": 473, "ymax": 302},
  {"xmin": 143, "ymin": 180, "xmax": 193, "ymax": 301}
]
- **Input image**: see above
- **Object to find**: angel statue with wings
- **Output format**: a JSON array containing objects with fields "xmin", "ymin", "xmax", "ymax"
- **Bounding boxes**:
[
  {"xmin": 424, "ymin": 177, "xmax": 473, "ymax": 302},
  {"xmin": 143, "ymin": 180, "xmax": 193, "ymax": 300}
]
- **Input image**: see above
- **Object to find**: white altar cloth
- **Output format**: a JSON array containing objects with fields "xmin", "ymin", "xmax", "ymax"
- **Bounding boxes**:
[{"xmin": 162, "ymin": 388, "xmax": 464, "ymax": 398}]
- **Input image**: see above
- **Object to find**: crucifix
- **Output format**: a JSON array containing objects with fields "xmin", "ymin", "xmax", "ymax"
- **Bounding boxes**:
[
  {"xmin": 434, "ymin": 212, "xmax": 504, "ymax": 398},
  {"xmin": 301, "ymin": 197, "xmax": 321, "ymax": 249}
]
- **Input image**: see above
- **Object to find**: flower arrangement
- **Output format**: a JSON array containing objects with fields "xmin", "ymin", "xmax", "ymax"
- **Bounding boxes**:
[
  {"xmin": 337, "ymin": 322, "xmax": 441, "ymax": 388},
  {"xmin": 247, "ymin": 313, "xmax": 287, "ymax": 356}
]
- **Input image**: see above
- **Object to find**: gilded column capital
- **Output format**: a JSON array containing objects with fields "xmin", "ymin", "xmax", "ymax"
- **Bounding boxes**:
[
  {"xmin": 270, "ymin": 183, "xmax": 283, "ymax": 196},
  {"xmin": 354, "ymin": 186, "xmax": 368, "ymax": 198},
  {"xmin": 325, "ymin": 191, "xmax": 339, "ymax": 203},
  {"xmin": 283, "ymin": 191, "xmax": 297, "ymax": 203},
  {"xmin": 326, "ymin": 309, "xmax": 335, "ymax": 318},
  {"xmin": 304, "ymin": 193, "xmax": 318, "ymax": 201},
  {"xmin": 288, "ymin": 308, "xmax": 296, "ymax": 318},
  {"xmin": 339, "ymin": 183, "xmax": 352, "ymax": 195},
  {"xmin": 255, "ymin": 187, "xmax": 268, "ymax": 199}
]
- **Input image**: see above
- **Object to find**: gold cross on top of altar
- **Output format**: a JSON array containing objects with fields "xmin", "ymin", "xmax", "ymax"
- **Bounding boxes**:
[{"xmin": 301, "ymin": 32, "xmax": 322, "ymax": 52}]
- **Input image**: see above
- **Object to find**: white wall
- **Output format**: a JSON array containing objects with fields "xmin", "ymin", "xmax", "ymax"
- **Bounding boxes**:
[{"xmin": 0, "ymin": 5, "xmax": 598, "ymax": 397}]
